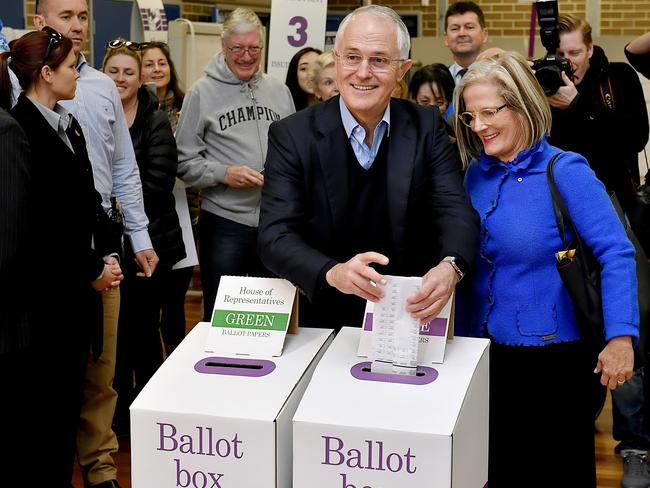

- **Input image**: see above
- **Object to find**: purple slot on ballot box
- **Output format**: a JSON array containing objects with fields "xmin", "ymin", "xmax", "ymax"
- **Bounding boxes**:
[
  {"xmin": 350, "ymin": 361, "xmax": 439, "ymax": 385},
  {"xmin": 363, "ymin": 313, "xmax": 447, "ymax": 336},
  {"xmin": 194, "ymin": 356, "xmax": 276, "ymax": 377}
]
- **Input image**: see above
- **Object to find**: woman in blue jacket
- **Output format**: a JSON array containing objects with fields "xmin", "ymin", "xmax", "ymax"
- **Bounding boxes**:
[{"xmin": 453, "ymin": 51, "xmax": 638, "ymax": 487}]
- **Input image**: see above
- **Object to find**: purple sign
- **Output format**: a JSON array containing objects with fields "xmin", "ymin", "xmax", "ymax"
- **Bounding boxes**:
[{"xmin": 363, "ymin": 313, "xmax": 447, "ymax": 337}]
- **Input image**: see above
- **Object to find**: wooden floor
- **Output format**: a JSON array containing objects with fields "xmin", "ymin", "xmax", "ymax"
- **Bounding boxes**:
[{"xmin": 72, "ymin": 293, "xmax": 627, "ymax": 488}]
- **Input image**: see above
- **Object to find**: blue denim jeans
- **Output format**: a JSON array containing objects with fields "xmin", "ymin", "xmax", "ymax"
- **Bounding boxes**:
[
  {"xmin": 612, "ymin": 366, "xmax": 650, "ymax": 452},
  {"xmin": 199, "ymin": 210, "xmax": 268, "ymax": 321}
]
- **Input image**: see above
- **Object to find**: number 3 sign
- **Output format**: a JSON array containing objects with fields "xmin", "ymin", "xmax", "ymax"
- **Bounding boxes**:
[
  {"xmin": 288, "ymin": 16, "xmax": 308, "ymax": 47},
  {"xmin": 267, "ymin": 0, "xmax": 327, "ymax": 81}
]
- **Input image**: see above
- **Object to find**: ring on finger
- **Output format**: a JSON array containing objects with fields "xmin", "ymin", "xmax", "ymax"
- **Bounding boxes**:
[{"xmin": 617, "ymin": 378, "xmax": 626, "ymax": 385}]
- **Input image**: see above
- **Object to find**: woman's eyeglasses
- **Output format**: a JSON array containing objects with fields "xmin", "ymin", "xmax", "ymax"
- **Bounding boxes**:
[
  {"xmin": 42, "ymin": 26, "xmax": 63, "ymax": 61},
  {"xmin": 458, "ymin": 104, "xmax": 508, "ymax": 127}
]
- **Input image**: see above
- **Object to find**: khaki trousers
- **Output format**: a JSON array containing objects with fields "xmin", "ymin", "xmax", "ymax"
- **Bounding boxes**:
[{"xmin": 77, "ymin": 287, "xmax": 120, "ymax": 485}]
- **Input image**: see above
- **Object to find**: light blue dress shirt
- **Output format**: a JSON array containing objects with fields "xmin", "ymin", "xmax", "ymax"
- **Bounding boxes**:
[
  {"xmin": 60, "ymin": 55, "xmax": 152, "ymax": 252},
  {"xmin": 339, "ymin": 97, "xmax": 390, "ymax": 170}
]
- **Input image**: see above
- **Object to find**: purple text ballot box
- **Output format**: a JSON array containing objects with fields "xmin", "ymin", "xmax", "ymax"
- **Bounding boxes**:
[
  {"xmin": 293, "ymin": 327, "xmax": 490, "ymax": 488},
  {"xmin": 130, "ymin": 322, "xmax": 333, "ymax": 488}
]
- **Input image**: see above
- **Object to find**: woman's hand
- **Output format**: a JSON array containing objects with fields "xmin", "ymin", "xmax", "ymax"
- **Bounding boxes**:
[
  {"xmin": 92, "ymin": 258, "xmax": 124, "ymax": 291},
  {"xmin": 594, "ymin": 336, "xmax": 634, "ymax": 390}
]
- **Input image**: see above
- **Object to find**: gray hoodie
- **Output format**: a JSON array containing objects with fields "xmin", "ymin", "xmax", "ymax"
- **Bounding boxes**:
[{"xmin": 176, "ymin": 52, "xmax": 295, "ymax": 227}]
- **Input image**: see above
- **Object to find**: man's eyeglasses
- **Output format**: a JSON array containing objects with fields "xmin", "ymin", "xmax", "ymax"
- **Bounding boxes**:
[
  {"xmin": 226, "ymin": 45, "xmax": 262, "ymax": 56},
  {"xmin": 334, "ymin": 51, "xmax": 405, "ymax": 73},
  {"xmin": 106, "ymin": 39, "xmax": 149, "ymax": 51},
  {"xmin": 458, "ymin": 104, "xmax": 508, "ymax": 127},
  {"xmin": 42, "ymin": 26, "xmax": 63, "ymax": 61}
]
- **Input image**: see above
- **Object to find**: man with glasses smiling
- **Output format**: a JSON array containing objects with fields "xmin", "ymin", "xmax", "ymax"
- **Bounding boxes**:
[
  {"xmin": 258, "ymin": 5, "xmax": 479, "ymax": 329},
  {"xmin": 176, "ymin": 7, "xmax": 294, "ymax": 321}
]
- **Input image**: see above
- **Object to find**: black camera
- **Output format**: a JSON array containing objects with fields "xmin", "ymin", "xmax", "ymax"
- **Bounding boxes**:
[{"xmin": 532, "ymin": 0, "xmax": 573, "ymax": 96}]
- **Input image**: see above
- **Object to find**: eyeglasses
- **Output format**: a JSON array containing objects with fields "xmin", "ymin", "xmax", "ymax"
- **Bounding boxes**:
[
  {"xmin": 42, "ymin": 26, "xmax": 63, "ymax": 61},
  {"xmin": 106, "ymin": 39, "xmax": 148, "ymax": 51},
  {"xmin": 458, "ymin": 104, "xmax": 508, "ymax": 127},
  {"xmin": 334, "ymin": 51, "xmax": 405, "ymax": 73},
  {"xmin": 226, "ymin": 45, "xmax": 262, "ymax": 56}
]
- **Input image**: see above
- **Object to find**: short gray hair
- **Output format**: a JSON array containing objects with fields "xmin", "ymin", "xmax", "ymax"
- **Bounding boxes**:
[
  {"xmin": 222, "ymin": 7, "xmax": 263, "ymax": 42},
  {"xmin": 334, "ymin": 5, "xmax": 410, "ymax": 59}
]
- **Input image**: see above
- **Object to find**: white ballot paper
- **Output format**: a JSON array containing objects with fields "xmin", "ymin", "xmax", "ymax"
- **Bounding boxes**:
[{"xmin": 371, "ymin": 276, "xmax": 423, "ymax": 376}]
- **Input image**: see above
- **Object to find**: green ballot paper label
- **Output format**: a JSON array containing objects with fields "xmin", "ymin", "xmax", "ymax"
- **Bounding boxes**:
[
  {"xmin": 212, "ymin": 310, "xmax": 290, "ymax": 332},
  {"xmin": 205, "ymin": 276, "xmax": 297, "ymax": 357}
]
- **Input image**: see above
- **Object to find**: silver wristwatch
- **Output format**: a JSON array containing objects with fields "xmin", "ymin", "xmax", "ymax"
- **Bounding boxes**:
[{"xmin": 441, "ymin": 256, "xmax": 464, "ymax": 281}]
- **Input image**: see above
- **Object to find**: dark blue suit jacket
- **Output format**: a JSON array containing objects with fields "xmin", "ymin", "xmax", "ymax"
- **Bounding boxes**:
[{"xmin": 258, "ymin": 96, "xmax": 479, "ymax": 327}]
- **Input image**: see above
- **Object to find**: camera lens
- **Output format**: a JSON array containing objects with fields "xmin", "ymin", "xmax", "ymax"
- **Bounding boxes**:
[{"xmin": 535, "ymin": 65, "xmax": 563, "ymax": 96}]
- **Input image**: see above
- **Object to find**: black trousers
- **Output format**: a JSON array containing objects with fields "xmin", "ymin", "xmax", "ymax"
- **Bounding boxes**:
[
  {"xmin": 0, "ymin": 330, "xmax": 88, "ymax": 485},
  {"xmin": 160, "ymin": 265, "xmax": 193, "ymax": 347},
  {"xmin": 488, "ymin": 340, "xmax": 597, "ymax": 487},
  {"xmin": 114, "ymin": 263, "xmax": 167, "ymax": 426},
  {"xmin": 199, "ymin": 211, "xmax": 268, "ymax": 322}
]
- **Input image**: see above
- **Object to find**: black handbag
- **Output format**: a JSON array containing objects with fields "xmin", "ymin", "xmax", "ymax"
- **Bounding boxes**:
[
  {"xmin": 547, "ymin": 155, "xmax": 650, "ymax": 368},
  {"xmin": 547, "ymin": 155, "xmax": 605, "ymax": 355}
]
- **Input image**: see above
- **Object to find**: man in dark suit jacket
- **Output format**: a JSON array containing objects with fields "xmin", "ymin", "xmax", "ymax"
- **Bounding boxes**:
[
  {"xmin": 258, "ymin": 5, "xmax": 479, "ymax": 329},
  {"xmin": 0, "ymin": 107, "xmax": 37, "ymax": 485},
  {"xmin": 0, "ymin": 109, "xmax": 32, "ymax": 353}
]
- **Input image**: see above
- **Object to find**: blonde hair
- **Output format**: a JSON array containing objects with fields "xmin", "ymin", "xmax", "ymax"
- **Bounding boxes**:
[
  {"xmin": 307, "ymin": 51, "xmax": 334, "ymax": 92},
  {"xmin": 453, "ymin": 51, "xmax": 552, "ymax": 168},
  {"xmin": 222, "ymin": 7, "xmax": 263, "ymax": 42},
  {"xmin": 559, "ymin": 13, "xmax": 592, "ymax": 46},
  {"xmin": 392, "ymin": 78, "xmax": 409, "ymax": 99},
  {"xmin": 101, "ymin": 40, "xmax": 141, "ymax": 74}
]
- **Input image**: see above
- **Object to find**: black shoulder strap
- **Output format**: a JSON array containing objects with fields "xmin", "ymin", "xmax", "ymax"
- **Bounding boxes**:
[{"xmin": 546, "ymin": 153, "xmax": 572, "ymax": 249}]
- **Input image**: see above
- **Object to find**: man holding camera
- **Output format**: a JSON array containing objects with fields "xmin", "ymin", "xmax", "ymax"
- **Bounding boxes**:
[
  {"xmin": 547, "ymin": 13, "xmax": 650, "ymax": 488},
  {"xmin": 548, "ymin": 14, "xmax": 648, "ymax": 214}
]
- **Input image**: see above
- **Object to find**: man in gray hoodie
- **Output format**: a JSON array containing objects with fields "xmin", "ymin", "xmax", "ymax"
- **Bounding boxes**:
[{"xmin": 176, "ymin": 7, "xmax": 295, "ymax": 320}]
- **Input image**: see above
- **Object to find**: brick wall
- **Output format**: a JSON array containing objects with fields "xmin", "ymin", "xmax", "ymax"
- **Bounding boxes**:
[
  {"xmin": 476, "ymin": 0, "xmax": 586, "ymax": 37},
  {"xmin": 180, "ymin": 1, "xmax": 214, "ymax": 22},
  {"xmin": 601, "ymin": 0, "xmax": 650, "ymax": 36},
  {"xmin": 324, "ymin": 0, "xmax": 590, "ymax": 37},
  {"xmin": 19, "ymin": 1, "xmax": 650, "ymax": 37},
  {"xmin": 25, "ymin": 0, "xmax": 35, "ymax": 28}
]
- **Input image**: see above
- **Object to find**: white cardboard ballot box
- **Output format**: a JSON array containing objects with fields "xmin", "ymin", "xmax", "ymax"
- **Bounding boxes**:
[
  {"xmin": 293, "ymin": 327, "xmax": 490, "ymax": 488},
  {"xmin": 130, "ymin": 322, "xmax": 334, "ymax": 488}
]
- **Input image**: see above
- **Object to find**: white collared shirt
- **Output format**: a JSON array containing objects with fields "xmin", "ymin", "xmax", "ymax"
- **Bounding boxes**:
[{"xmin": 449, "ymin": 62, "xmax": 469, "ymax": 85}]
